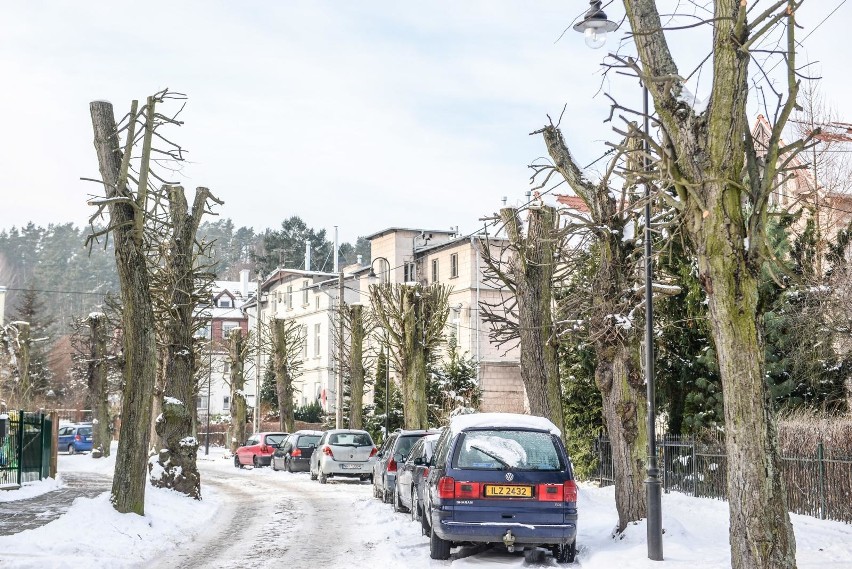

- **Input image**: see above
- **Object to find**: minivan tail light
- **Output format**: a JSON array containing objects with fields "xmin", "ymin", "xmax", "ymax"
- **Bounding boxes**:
[
  {"xmin": 563, "ymin": 480, "xmax": 578, "ymax": 503},
  {"xmin": 322, "ymin": 445, "xmax": 334, "ymax": 458},
  {"xmin": 369, "ymin": 446, "xmax": 378, "ymax": 457},
  {"xmin": 291, "ymin": 448, "xmax": 302, "ymax": 458},
  {"xmin": 537, "ymin": 483, "xmax": 564, "ymax": 502},
  {"xmin": 437, "ymin": 476, "xmax": 455, "ymax": 499},
  {"xmin": 422, "ymin": 467, "xmax": 429, "ymax": 478},
  {"xmin": 455, "ymin": 481, "xmax": 481, "ymax": 499},
  {"xmin": 387, "ymin": 458, "xmax": 397, "ymax": 472}
]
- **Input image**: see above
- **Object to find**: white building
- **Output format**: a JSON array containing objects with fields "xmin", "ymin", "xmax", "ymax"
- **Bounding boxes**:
[{"xmin": 197, "ymin": 269, "xmax": 258, "ymax": 421}]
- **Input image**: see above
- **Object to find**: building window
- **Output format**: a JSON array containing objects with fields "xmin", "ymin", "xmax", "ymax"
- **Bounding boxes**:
[
  {"xmin": 404, "ymin": 261, "xmax": 416, "ymax": 282},
  {"xmin": 223, "ymin": 396, "xmax": 231, "ymax": 411},
  {"xmin": 431, "ymin": 259, "xmax": 439, "ymax": 283},
  {"xmin": 287, "ymin": 285, "xmax": 293, "ymax": 309},
  {"xmin": 450, "ymin": 253, "xmax": 459, "ymax": 278},
  {"xmin": 222, "ymin": 322, "xmax": 239, "ymax": 339},
  {"xmin": 315, "ymin": 295, "xmax": 320, "ymax": 310},
  {"xmin": 303, "ymin": 325, "xmax": 309, "ymax": 358},
  {"xmin": 218, "ymin": 297, "xmax": 232, "ymax": 308},
  {"xmin": 197, "ymin": 395, "xmax": 208, "ymax": 410},
  {"xmin": 302, "ymin": 281, "xmax": 309, "ymax": 305},
  {"xmin": 223, "ymin": 361, "xmax": 231, "ymax": 374},
  {"xmin": 314, "ymin": 323, "xmax": 321, "ymax": 357}
]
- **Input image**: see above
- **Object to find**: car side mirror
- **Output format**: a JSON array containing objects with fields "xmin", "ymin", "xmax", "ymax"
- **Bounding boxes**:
[
  {"xmin": 413, "ymin": 456, "xmax": 424, "ymax": 466},
  {"xmin": 309, "ymin": 443, "xmax": 316, "ymax": 449},
  {"xmin": 394, "ymin": 452, "xmax": 404, "ymax": 462}
]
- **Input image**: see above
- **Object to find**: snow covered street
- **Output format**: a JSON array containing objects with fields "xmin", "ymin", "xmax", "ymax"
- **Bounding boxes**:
[{"xmin": 0, "ymin": 446, "xmax": 851, "ymax": 568}]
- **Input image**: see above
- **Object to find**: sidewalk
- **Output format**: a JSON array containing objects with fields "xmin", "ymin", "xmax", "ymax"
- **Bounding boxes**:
[{"xmin": 0, "ymin": 472, "xmax": 111, "ymax": 536}]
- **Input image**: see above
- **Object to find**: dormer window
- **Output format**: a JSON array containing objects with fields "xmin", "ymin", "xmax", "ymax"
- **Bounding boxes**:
[{"xmin": 218, "ymin": 297, "xmax": 232, "ymax": 309}]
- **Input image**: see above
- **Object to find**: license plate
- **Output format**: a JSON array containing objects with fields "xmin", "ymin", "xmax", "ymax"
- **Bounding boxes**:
[
  {"xmin": 484, "ymin": 485, "xmax": 532, "ymax": 497},
  {"xmin": 341, "ymin": 463, "xmax": 360, "ymax": 469}
]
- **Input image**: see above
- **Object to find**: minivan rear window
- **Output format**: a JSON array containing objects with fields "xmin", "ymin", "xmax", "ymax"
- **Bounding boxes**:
[{"xmin": 454, "ymin": 430, "xmax": 562, "ymax": 471}]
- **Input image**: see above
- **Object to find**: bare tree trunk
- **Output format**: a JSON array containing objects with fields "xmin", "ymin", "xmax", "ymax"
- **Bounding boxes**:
[
  {"xmin": 273, "ymin": 319, "xmax": 296, "ymax": 433},
  {"xmin": 501, "ymin": 206, "xmax": 562, "ymax": 429},
  {"xmin": 595, "ymin": 342, "xmax": 647, "ymax": 530},
  {"xmin": 91, "ymin": 100, "xmax": 158, "ymax": 516},
  {"xmin": 348, "ymin": 304, "xmax": 365, "ymax": 429},
  {"xmin": 86, "ymin": 313, "xmax": 111, "ymax": 457},
  {"xmin": 149, "ymin": 349, "xmax": 166, "ymax": 452},
  {"xmin": 149, "ymin": 185, "xmax": 210, "ymax": 499},
  {"xmin": 229, "ymin": 330, "xmax": 248, "ymax": 452}
]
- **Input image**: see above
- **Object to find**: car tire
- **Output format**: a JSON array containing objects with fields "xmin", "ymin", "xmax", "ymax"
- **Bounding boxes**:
[
  {"xmin": 253, "ymin": 456, "xmax": 261, "ymax": 468},
  {"xmin": 429, "ymin": 525, "xmax": 451, "ymax": 560},
  {"xmin": 271, "ymin": 457, "xmax": 279, "ymax": 471},
  {"xmin": 553, "ymin": 540, "xmax": 577, "ymax": 564},
  {"xmin": 68, "ymin": 444, "xmax": 76, "ymax": 455},
  {"xmin": 286, "ymin": 457, "xmax": 293, "ymax": 473},
  {"xmin": 392, "ymin": 487, "xmax": 401, "ymax": 512},
  {"xmin": 234, "ymin": 455, "xmax": 243, "ymax": 469},
  {"xmin": 318, "ymin": 468, "xmax": 328, "ymax": 484},
  {"xmin": 310, "ymin": 466, "xmax": 318, "ymax": 481},
  {"xmin": 382, "ymin": 478, "xmax": 391, "ymax": 504}
]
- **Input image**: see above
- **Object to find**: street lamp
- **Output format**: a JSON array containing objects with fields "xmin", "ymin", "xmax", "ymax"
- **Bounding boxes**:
[
  {"xmin": 575, "ymin": 3, "xmax": 663, "ymax": 561},
  {"xmin": 367, "ymin": 256, "xmax": 391, "ymax": 441}
]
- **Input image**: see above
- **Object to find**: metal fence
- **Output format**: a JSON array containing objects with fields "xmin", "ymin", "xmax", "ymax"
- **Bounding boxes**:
[
  {"xmin": 596, "ymin": 434, "xmax": 852, "ymax": 524},
  {"xmin": 0, "ymin": 410, "xmax": 53, "ymax": 487}
]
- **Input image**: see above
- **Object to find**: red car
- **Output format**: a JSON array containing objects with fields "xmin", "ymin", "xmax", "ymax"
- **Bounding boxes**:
[{"xmin": 234, "ymin": 432, "xmax": 289, "ymax": 468}]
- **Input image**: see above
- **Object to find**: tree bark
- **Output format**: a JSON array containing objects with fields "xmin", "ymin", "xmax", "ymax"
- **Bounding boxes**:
[
  {"xmin": 90, "ymin": 100, "xmax": 158, "ymax": 516},
  {"xmin": 348, "ymin": 304, "xmax": 365, "ymax": 429},
  {"xmin": 229, "ymin": 330, "xmax": 248, "ymax": 452},
  {"xmin": 501, "ymin": 206, "xmax": 562, "ymax": 430},
  {"xmin": 86, "ymin": 313, "xmax": 111, "ymax": 457}
]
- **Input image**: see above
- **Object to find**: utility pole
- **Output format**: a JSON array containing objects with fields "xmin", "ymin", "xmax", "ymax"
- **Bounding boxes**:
[
  {"xmin": 254, "ymin": 272, "xmax": 262, "ymax": 434},
  {"xmin": 336, "ymin": 271, "xmax": 345, "ymax": 428}
]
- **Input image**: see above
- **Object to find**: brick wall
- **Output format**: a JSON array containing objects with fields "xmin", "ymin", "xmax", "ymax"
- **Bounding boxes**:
[{"xmin": 479, "ymin": 361, "xmax": 527, "ymax": 413}]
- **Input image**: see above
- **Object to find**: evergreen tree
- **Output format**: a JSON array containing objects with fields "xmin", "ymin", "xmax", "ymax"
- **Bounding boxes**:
[
  {"xmin": 10, "ymin": 286, "xmax": 57, "ymax": 400},
  {"xmin": 364, "ymin": 349, "xmax": 403, "ymax": 443},
  {"xmin": 426, "ymin": 337, "xmax": 481, "ymax": 425}
]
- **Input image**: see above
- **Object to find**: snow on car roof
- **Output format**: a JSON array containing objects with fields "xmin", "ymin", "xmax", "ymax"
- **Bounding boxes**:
[{"xmin": 449, "ymin": 412, "xmax": 561, "ymax": 437}]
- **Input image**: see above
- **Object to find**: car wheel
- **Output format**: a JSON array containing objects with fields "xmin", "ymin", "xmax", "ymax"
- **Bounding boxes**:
[
  {"xmin": 253, "ymin": 456, "xmax": 261, "ymax": 468},
  {"xmin": 234, "ymin": 455, "xmax": 243, "ymax": 469},
  {"xmin": 68, "ymin": 444, "xmax": 76, "ymax": 455},
  {"xmin": 318, "ymin": 468, "xmax": 328, "ymax": 484},
  {"xmin": 286, "ymin": 457, "xmax": 294, "ymax": 473},
  {"xmin": 359, "ymin": 474, "xmax": 370, "ymax": 482},
  {"xmin": 271, "ymin": 457, "xmax": 279, "ymax": 471},
  {"xmin": 382, "ymin": 478, "xmax": 391, "ymax": 504},
  {"xmin": 410, "ymin": 488, "xmax": 418, "ymax": 522},
  {"xmin": 553, "ymin": 540, "xmax": 577, "ymax": 564},
  {"xmin": 392, "ymin": 487, "xmax": 401, "ymax": 512},
  {"xmin": 429, "ymin": 525, "xmax": 451, "ymax": 560},
  {"xmin": 310, "ymin": 465, "xmax": 318, "ymax": 481}
]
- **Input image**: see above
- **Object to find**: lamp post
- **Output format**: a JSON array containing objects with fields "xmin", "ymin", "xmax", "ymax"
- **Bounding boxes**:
[
  {"xmin": 575, "ymin": 1, "xmax": 663, "ymax": 560},
  {"xmin": 205, "ymin": 327, "xmax": 212, "ymax": 456},
  {"xmin": 367, "ymin": 256, "xmax": 391, "ymax": 441}
]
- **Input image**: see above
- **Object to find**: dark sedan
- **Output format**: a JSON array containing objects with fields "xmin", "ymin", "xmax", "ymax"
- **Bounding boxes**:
[
  {"xmin": 395, "ymin": 432, "xmax": 441, "ymax": 519},
  {"xmin": 271, "ymin": 430, "xmax": 324, "ymax": 472}
]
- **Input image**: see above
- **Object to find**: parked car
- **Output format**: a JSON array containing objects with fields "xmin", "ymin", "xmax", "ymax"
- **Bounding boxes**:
[
  {"xmin": 234, "ymin": 432, "xmax": 289, "ymax": 468},
  {"xmin": 422, "ymin": 413, "xmax": 578, "ymax": 563},
  {"xmin": 395, "ymin": 431, "xmax": 442, "ymax": 518},
  {"xmin": 372, "ymin": 429, "xmax": 437, "ymax": 504},
  {"xmin": 309, "ymin": 429, "xmax": 377, "ymax": 484},
  {"xmin": 58, "ymin": 423, "xmax": 93, "ymax": 454},
  {"xmin": 271, "ymin": 430, "xmax": 323, "ymax": 472}
]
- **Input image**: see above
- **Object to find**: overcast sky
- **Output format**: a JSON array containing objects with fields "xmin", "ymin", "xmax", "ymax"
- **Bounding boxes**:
[{"xmin": 1, "ymin": 1, "xmax": 849, "ymax": 245}]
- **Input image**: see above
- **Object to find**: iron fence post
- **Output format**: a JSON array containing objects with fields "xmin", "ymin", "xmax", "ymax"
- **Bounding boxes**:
[
  {"xmin": 16, "ymin": 410, "xmax": 24, "ymax": 486},
  {"xmin": 39, "ymin": 412, "xmax": 46, "ymax": 481},
  {"xmin": 662, "ymin": 436, "xmax": 669, "ymax": 493},
  {"xmin": 691, "ymin": 435, "xmax": 697, "ymax": 497},
  {"xmin": 817, "ymin": 441, "xmax": 825, "ymax": 520}
]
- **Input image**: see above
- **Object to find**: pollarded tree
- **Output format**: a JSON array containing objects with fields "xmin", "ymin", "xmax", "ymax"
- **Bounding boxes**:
[
  {"xmin": 270, "ymin": 318, "xmax": 304, "ymax": 433},
  {"xmin": 478, "ymin": 206, "xmax": 565, "ymax": 433},
  {"xmin": 332, "ymin": 302, "xmax": 376, "ymax": 429},
  {"xmin": 227, "ymin": 328, "xmax": 252, "ymax": 454},
  {"xmin": 612, "ymin": 2, "xmax": 808, "ymax": 566},
  {"xmin": 369, "ymin": 283, "xmax": 451, "ymax": 429}
]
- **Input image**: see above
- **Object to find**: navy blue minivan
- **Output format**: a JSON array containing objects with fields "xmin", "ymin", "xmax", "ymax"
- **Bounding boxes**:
[{"xmin": 423, "ymin": 413, "xmax": 577, "ymax": 563}]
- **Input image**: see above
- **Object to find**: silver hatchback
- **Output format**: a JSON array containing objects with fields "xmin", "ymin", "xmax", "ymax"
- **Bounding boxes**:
[{"xmin": 309, "ymin": 429, "xmax": 377, "ymax": 484}]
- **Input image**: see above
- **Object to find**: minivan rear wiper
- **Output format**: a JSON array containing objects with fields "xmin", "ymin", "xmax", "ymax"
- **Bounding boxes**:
[{"xmin": 469, "ymin": 444, "xmax": 512, "ymax": 470}]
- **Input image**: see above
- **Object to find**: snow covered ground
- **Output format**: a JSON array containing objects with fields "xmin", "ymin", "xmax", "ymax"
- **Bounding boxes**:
[{"xmin": 0, "ymin": 444, "xmax": 850, "ymax": 568}]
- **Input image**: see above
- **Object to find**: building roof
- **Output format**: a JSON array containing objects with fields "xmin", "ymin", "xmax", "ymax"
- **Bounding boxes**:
[
  {"xmin": 362, "ymin": 227, "xmax": 457, "ymax": 241},
  {"xmin": 555, "ymin": 194, "xmax": 590, "ymax": 213}
]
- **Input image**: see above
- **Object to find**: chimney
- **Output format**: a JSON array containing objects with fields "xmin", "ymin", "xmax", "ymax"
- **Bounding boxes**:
[
  {"xmin": 305, "ymin": 242, "xmax": 311, "ymax": 271},
  {"xmin": 240, "ymin": 269, "xmax": 250, "ymax": 298},
  {"xmin": 357, "ymin": 254, "xmax": 362, "ymax": 265}
]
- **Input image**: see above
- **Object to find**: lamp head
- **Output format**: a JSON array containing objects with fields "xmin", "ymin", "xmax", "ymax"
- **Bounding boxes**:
[{"xmin": 573, "ymin": 1, "xmax": 618, "ymax": 49}]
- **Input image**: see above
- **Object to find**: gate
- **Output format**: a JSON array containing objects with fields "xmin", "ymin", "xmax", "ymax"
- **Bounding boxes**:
[{"xmin": 0, "ymin": 410, "xmax": 53, "ymax": 487}]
